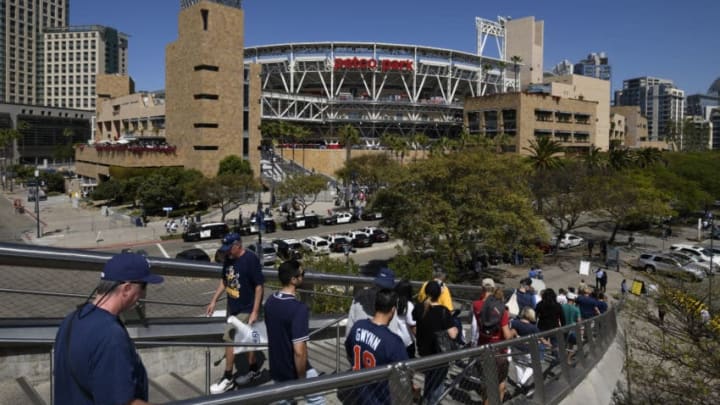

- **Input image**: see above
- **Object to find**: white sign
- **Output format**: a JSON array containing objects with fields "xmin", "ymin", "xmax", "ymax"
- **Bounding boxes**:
[
  {"xmin": 162, "ymin": 207, "xmax": 173, "ymax": 212},
  {"xmin": 579, "ymin": 260, "xmax": 591, "ymax": 276}
]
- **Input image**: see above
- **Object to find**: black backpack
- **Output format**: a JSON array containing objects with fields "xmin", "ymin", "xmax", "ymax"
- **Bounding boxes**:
[{"xmin": 478, "ymin": 297, "xmax": 505, "ymax": 338}]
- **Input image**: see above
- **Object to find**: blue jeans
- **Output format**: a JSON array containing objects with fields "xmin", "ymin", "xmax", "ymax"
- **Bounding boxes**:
[{"xmin": 423, "ymin": 366, "xmax": 448, "ymax": 404}]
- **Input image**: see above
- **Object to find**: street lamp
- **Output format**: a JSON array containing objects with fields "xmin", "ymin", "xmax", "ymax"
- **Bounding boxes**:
[
  {"xmin": 710, "ymin": 216, "xmax": 714, "ymax": 310},
  {"xmin": 34, "ymin": 169, "xmax": 41, "ymax": 238}
]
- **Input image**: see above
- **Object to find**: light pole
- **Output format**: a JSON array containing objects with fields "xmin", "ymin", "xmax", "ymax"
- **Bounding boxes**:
[
  {"xmin": 710, "ymin": 216, "xmax": 714, "ymax": 310},
  {"xmin": 34, "ymin": 169, "xmax": 40, "ymax": 238}
]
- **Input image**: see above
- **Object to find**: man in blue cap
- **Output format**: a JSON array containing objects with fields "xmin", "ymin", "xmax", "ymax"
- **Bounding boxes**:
[
  {"xmin": 345, "ymin": 267, "xmax": 403, "ymax": 341},
  {"xmin": 206, "ymin": 233, "xmax": 265, "ymax": 393},
  {"xmin": 54, "ymin": 252, "xmax": 164, "ymax": 405}
]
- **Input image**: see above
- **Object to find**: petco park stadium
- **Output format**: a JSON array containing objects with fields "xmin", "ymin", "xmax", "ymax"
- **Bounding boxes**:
[{"xmin": 244, "ymin": 38, "xmax": 517, "ymax": 140}]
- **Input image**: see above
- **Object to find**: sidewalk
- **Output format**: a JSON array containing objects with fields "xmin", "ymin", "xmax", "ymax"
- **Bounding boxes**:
[{"xmin": 1, "ymin": 188, "xmax": 338, "ymax": 249}]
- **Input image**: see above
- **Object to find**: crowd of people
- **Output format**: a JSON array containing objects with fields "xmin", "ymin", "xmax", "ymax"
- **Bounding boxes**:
[{"xmin": 52, "ymin": 240, "xmax": 613, "ymax": 405}]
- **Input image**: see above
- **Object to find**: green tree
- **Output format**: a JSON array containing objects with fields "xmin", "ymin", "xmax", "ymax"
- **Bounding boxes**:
[
  {"xmin": 582, "ymin": 145, "xmax": 607, "ymax": 173},
  {"xmin": 276, "ymin": 174, "xmax": 328, "ymax": 216},
  {"xmin": 191, "ymin": 173, "xmax": 258, "ymax": 221},
  {"xmin": 136, "ymin": 167, "xmax": 204, "ymax": 214},
  {"xmin": 373, "ymin": 149, "xmax": 546, "ymax": 279},
  {"xmin": 593, "ymin": 170, "xmax": 674, "ymax": 243},
  {"xmin": 663, "ymin": 119, "xmax": 682, "ymax": 151},
  {"xmin": 217, "ymin": 155, "xmax": 254, "ymax": 177},
  {"xmin": 608, "ymin": 148, "xmax": 634, "ymax": 171},
  {"xmin": 634, "ymin": 147, "xmax": 664, "ymax": 169},
  {"xmin": 91, "ymin": 178, "xmax": 124, "ymax": 202},
  {"xmin": 523, "ymin": 137, "xmax": 564, "ymax": 171},
  {"xmin": 682, "ymin": 118, "xmax": 711, "ymax": 152},
  {"xmin": 335, "ymin": 154, "xmax": 400, "ymax": 196}
]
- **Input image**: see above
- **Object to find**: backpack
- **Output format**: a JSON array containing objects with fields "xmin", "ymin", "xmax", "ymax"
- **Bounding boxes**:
[{"xmin": 477, "ymin": 296, "xmax": 505, "ymax": 338}]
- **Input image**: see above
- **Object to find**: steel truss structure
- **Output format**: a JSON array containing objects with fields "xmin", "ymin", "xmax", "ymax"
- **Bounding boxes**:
[{"xmin": 245, "ymin": 42, "xmax": 512, "ymax": 139}]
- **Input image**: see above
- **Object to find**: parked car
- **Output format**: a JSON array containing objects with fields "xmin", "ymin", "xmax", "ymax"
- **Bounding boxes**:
[
  {"xmin": 182, "ymin": 222, "xmax": 230, "ymax": 242},
  {"xmin": 27, "ymin": 188, "xmax": 47, "ymax": 202},
  {"xmin": 323, "ymin": 211, "xmax": 356, "ymax": 225},
  {"xmin": 670, "ymin": 243, "xmax": 720, "ymax": 266},
  {"xmin": 667, "ymin": 251, "xmax": 713, "ymax": 274},
  {"xmin": 636, "ymin": 252, "xmax": 706, "ymax": 280},
  {"xmin": 360, "ymin": 211, "xmax": 384, "ymax": 221},
  {"xmin": 550, "ymin": 233, "xmax": 584, "ymax": 249},
  {"xmin": 272, "ymin": 238, "xmax": 304, "ymax": 260},
  {"xmin": 341, "ymin": 231, "xmax": 373, "ymax": 248},
  {"xmin": 301, "ymin": 236, "xmax": 331, "ymax": 255},
  {"xmin": 175, "ymin": 248, "xmax": 211, "ymax": 262},
  {"xmin": 323, "ymin": 234, "xmax": 354, "ymax": 253},
  {"xmin": 246, "ymin": 242, "xmax": 278, "ymax": 266},
  {"xmin": 238, "ymin": 217, "xmax": 277, "ymax": 235},
  {"xmin": 281, "ymin": 213, "xmax": 320, "ymax": 230},
  {"xmin": 358, "ymin": 227, "xmax": 389, "ymax": 243}
]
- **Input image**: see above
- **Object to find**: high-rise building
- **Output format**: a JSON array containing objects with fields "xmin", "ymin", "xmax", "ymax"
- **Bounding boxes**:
[
  {"xmin": 615, "ymin": 77, "xmax": 685, "ymax": 142},
  {"xmin": 550, "ymin": 59, "xmax": 574, "ymax": 76},
  {"xmin": 41, "ymin": 25, "xmax": 128, "ymax": 110},
  {"xmin": 0, "ymin": 0, "xmax": 68, "ymax": 104},
  {"xmin": 574, "ymin": 52, "xmax": 611, "ymax": 81}
]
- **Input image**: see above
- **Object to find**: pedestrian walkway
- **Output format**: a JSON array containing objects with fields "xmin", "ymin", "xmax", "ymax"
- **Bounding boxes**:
[{"xmin": 0, "ymin": 187, "xmax": 338, "ymax": 249}]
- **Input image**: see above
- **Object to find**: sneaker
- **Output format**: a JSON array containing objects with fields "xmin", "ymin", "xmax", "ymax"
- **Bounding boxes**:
[
  {"xmin": 210, "ymin": 375, "xmax": 235, "ymax": 394},
  {"xmin": 234, "ymin": 369, "xmax": 261, "ymax": 385}
]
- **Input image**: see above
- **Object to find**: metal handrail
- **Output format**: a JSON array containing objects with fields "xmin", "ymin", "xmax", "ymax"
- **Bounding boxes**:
[
  {"xmin": 0, "ymin": 287, "xmax": 213, "ymax": 308},
  {"xmin": 0, "ymin": 242, "xmax": 484, "ymax": 294},
  {"xmin": 171, "ymin": 308, "xmax": 619, "ymax": 405}
]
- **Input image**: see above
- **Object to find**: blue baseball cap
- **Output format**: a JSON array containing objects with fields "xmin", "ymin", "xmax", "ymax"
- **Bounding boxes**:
[
  {"xmin": 219, "ymin": 233, "xmax": 242, "ymax": 252},
  {"xmin": 374, "ymin": 267, "xmax": 396, "ymax": 289},
  {"xmin": 101, "ymin": 253, "xmax": 163, "ymax": 284}
]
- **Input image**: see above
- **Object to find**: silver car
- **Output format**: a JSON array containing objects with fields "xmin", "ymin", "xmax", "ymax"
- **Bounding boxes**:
[
  {"xmin": 636, "ymin": 252, "xmax": 706, "ymax": 280},
  {"xmin": 247, "ymin": 242, "xmax": 278, "ymax": 266}
]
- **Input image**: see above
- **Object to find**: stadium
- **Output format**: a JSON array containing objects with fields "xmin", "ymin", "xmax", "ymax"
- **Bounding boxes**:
[{"xmin": 244, "ymin": 40, "xmax": 518, "ymax": 142}]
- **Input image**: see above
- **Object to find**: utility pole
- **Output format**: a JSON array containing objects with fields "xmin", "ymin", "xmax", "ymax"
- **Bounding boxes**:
[
  {"xmin": 710, "ymin": 216, "xmax": 714, "ymax": 309},
  {"xmin": 34, "ymin": 169, "xmax": 40, "ymax": 238}
]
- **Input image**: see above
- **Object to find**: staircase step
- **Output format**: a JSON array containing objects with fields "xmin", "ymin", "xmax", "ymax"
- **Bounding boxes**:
[{"xmin": 0, "ymin": 378, "xmax": 39, "ymax": 405}]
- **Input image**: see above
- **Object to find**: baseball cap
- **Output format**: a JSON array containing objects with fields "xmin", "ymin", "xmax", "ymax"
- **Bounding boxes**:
[
  {"xmin": 482, "ymin": 278, "xmax": 495, "ymax": 288},
  {"xmin": 101, "ymin": 253, "xmax": 163, "ymax": 284},
  {"xmin": 374, "ymin": 268, "xmax": 396, "ymax": 289},
  {"xmin": 520, "ymin": 277, "xmax": 532, "ymax": 286},
  {"xmin": 567, "ymin": 292, "xmax": 578, "ymax": 300},
  {"xmin": 218, "ymin": 233, "xmax": 242, "ymax": 252}
]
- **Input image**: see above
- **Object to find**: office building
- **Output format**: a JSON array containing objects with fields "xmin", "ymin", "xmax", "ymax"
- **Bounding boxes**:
[
  {"xmin": 574, "ymin": 52, "xmax": 610, "ymax": 81},
  {"xmin": 615, "ymin": 77, "xmax": 685, "ymax": 142},
  {"xmin": 41, "ymin": 25, "xmax": 128, "ymax": 110},
  {"xmin": 686, "ymin": 93, "xmax": 719, "ymax": 118},
  {"xmin": 0, "ymin": 0, "xmax": 68, "ymax": 104},
  {"xmin": 465, "ymin": 92, "xmax": 597, "ymax": 155}
]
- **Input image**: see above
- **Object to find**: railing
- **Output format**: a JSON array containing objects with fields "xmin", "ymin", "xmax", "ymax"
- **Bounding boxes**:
[
  {"xmin": 171, "ymin": 309, "xmax": 618, "ymax": 404},
  {"xmin": 0, "ymin": 243, "xmax": 618, "ymax": 404}
]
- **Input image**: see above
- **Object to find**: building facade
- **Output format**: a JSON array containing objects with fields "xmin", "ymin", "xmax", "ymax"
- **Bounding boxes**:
[
  {"xmin": 573, "ymin": 52, "xmax": 610, "ymax": 81},
  {"xmin": 615, "ymin": 76, "xmax": 685, "ymax": 142},
  {"xmin": 610, "ymin": 105, "xmax": 652, "ymax": 147},
  {"xmin": 543, "ymin": 74, "xmax": 611, "ymax": 150},
  {"xmin": 464, "ymin": 92, "xmax": 597, "ymax": 155},
  {"xmin": 686, "ymin": 93, "xmax": 719, "ymax": 118},
  {"xmin": 0, "ymin": 0, "xmax": 68, "ymax": 104},
  {"xmin": 0, "ymin": 102, "xmax": 92, "ymax": 167},
  {"xmin": 41, "ymin": 25, "xmax": 128, "ymax": 110}
]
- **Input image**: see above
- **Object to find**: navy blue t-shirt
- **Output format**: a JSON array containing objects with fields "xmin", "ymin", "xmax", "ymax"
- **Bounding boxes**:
[
  {"xmin": 222, "ymin": 250, "xmax": 264, "ymax": 315},
  {"xmin": 345, "ymin": 319, "xmax": 409, "ymax": 405},
  {"xmin": 264, "ymin": 292, "xmax": 310, "ymax": 382},
  {"xmin": 54, "ymin": 303, "xmax": 148, "ymax": 405},
  {"xmin": 576, "ymin": 295, "xmax": 600, "ymax": 319}
]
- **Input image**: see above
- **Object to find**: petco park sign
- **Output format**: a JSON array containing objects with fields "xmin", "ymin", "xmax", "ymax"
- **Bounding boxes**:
[{"xmin": 334, "ymin": 57, "xmax": 414, "ymax": 72}]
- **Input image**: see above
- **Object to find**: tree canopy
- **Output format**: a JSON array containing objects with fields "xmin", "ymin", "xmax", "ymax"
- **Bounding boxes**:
[{"xmin": 276, "ymin": 174, "xmax": 328, "ymax": 216}]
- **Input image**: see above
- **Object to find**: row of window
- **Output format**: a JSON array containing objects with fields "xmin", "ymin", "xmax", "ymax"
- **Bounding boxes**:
[
  {"xmin": 46, "ymin": 39, "xmax": 99, "ymax": 50},
  {"xmin": 48, "ymin": 99, "xmax": 95, "ymax": 109},
  {"xmin": 46, "ymin": 76, "xmax": 95, "ymax": 85},
  {"xmin": 45, "ymin": 87, "xmax": 95, "ymax": 96}
]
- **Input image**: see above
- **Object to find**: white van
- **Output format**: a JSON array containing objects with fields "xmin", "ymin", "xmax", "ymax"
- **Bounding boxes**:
[{"xmin": 301, "ymin": 236, "xmax": 330, "ymax": 255}]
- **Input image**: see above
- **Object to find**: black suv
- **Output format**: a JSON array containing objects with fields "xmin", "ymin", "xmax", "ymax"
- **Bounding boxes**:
[{"xmin": 272, "ymin": 238, "xmax": 304, "ymax": 260}]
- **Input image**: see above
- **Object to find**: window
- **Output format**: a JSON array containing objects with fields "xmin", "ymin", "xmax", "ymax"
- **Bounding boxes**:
[
  {"xmin": 194, "ymin": 64, "xmax": 219, "ymax": 72},
  {"xmin": 193, "ymin": 94, "xmax": 219, "ymax": 100},
  {"xmin": 193, "ymin": 145, "xmax": 219, "ymax": 150},
  {"xmin": 201, "ymin": 9, "xmax": 209, "ymax": 31},
  {"xmin": 194, "ymin": 123, "xmax": 219, "ymax": 128}
]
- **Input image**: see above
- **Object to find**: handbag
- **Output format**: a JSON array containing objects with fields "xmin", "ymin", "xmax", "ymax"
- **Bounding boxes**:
[{"xmin": 434, "ymin": 329, "xmax": 459, "ymax": 353}]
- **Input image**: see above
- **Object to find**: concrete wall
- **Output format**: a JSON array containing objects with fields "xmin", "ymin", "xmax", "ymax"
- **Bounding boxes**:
[
  {"xmin": 611, "ymin": 105, "xmax": 651, "ymax": 147},
  {"xmin": 96, "ymin": 74, "xmax": 135, "ymax": 117},
  {"xmin": 165, "ymin": 0, "xmax": 246, "ymax": 178},
  {"xmin": 506, "ymin": 17, "xmax": 544, "ymax": 89}
]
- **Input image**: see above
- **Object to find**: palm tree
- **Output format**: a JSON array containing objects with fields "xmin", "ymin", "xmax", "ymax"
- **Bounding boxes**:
[
  {"xmin": 607, "ymin": 148, "xmax": 633, "ymax": 171},
  {"xmin": 294, "ymin": 126, "xmax": 311, "ymax": 169},
  {"xmin": 634, "ymin": 147, "xmax": 664, "ymax": 168},
  {"xmin": 337, "ymin": 124, "xmax": 361, "ymax": 207},
  {"xmin": 510, "ymin": 55, "xmax": 523, "ymax": 91},
  {"xmin": 411, "ymin": 133, "xmax": 429, "ymax": 160},
  {"xmin": 582, "ymin": 145, "xmax": 606, "ymax": 173},
  {"xmin": 523, "ymin": 137, "xmax": 564, "ymax": 171},
  {"xmin": 496, "ymin": 61, "xmax": 507, "ymax": 92},
  {"xmin": 482, "ymin": 63, "xmax": 493, "ymax": 95}
]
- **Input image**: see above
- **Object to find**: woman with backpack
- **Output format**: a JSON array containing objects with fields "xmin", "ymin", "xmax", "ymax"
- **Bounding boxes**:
[
  {"xmin": 395, "ymin": 280, "xmax": 417, "ymax": 359},
  {"xmin": 476, "ymin": 287, "xmax": 515, "ymax": 404},
  {"xmin": 413, "ymin": 281, "xmax": 458, "ymax": 404}
]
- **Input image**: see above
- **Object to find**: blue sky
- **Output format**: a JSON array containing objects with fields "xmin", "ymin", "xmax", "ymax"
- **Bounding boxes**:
[{"xmin": 70, "ymin": 0, "xmax": 720, "ymax": 96}]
